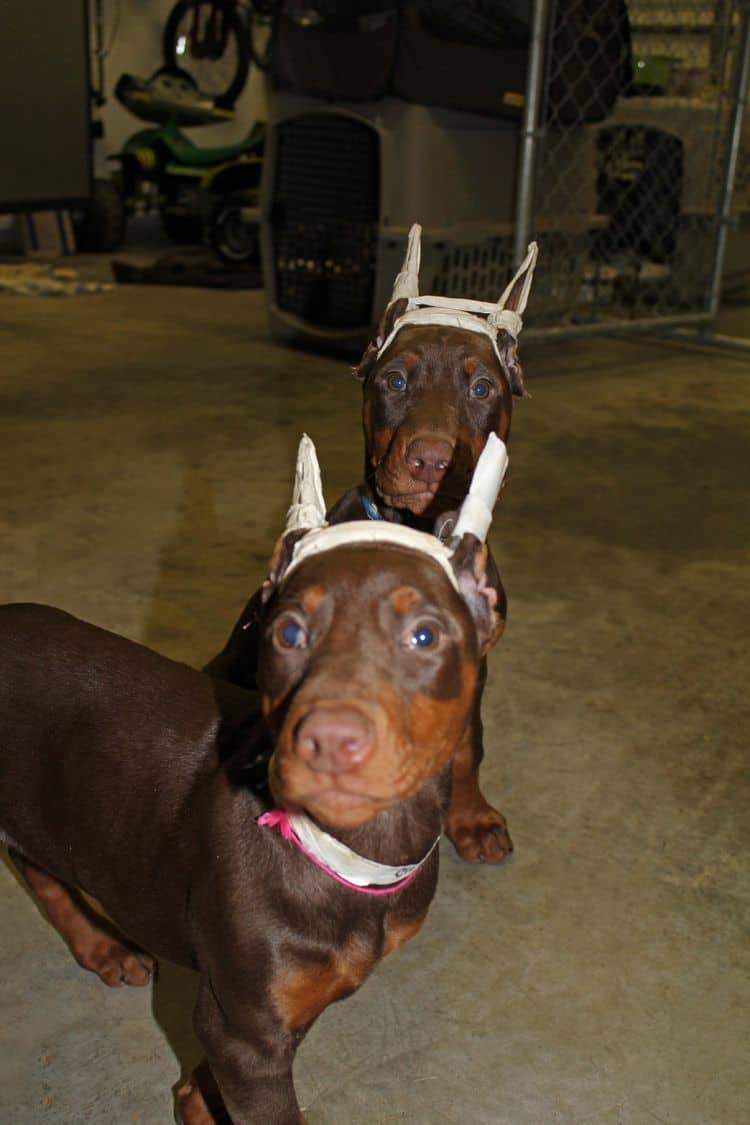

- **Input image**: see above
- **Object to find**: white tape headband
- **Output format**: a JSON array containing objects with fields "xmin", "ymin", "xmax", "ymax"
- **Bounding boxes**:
[
  {"xmin": 284, "ymin": 520, "xmax": 461, "ymax": 589},
  {"xmin": 377, "ymin": 224, "xmax": 538, "ymax": 362}
]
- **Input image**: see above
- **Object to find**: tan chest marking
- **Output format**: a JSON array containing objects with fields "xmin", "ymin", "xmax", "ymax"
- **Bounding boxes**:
[
  {"xmin": 382, "ymin": 912, "xmax": 427, "ymax": 957},
  {"xmin": 273, "ymin": 939, "xmax": 375, "ymax": 1032}
]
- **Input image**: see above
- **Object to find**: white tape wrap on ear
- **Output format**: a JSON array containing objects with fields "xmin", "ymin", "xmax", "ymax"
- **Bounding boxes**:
[
  {"xmin": 486, "ymin": 307, "xmax": 523, "ymax": 339},
  {"xmin": 496, "ymin": 240, "xmax": 539, "ymax": 318},
  {"xmin": 285, "ymin": 433, "xmax": 327, "ymax": 533},
  {"xmin": 452, "ymin": 433, "xmax": 508, "ymax": 544},
  {"xmin": 377, "ymin": 225, "xmax": 538, "ymax": 364},
  {"xmin": 389, "ymin": 222, "xmax": 422, "ymax": 303}
]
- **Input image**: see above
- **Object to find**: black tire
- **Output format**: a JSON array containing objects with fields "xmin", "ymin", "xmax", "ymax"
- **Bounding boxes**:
[
  {"xmin": 75, "ymin": 178, "xmax": 126, "ymax": 252},
  {"xmin": 162, "ymin": 0, "xmax": 251, "ymax": 106},
  {"xmin": 160, "ymin": 181, "xmax": 204, "ymax": 245},
  {"xmin": 210, "ymin": 201, "xmax": 259, "ymax": 264},
  {"xmin": 160, "ymin": 209, "xmax": 204, "ymax": 245}
]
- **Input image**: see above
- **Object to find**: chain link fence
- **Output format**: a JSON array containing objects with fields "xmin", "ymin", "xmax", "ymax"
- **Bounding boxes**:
[
  {"xmin": 524, "ymin": 0, "xmax": 750, "ymax": 333},
  {"xmin": 258, "ymin": 2, "xmax": 749, "ymax": 349}
]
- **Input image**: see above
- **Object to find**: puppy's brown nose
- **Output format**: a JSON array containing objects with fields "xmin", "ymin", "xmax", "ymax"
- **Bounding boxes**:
[
  {"xmin": 405, "ymin": 437, "xmax": 454, "ymax": 485},
  {"xmin": 294, "ymin": 707, "xmax": 374, "ymax": 773}
]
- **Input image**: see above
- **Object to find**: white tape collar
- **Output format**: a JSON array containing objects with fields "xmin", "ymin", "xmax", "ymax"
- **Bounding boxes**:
[{"xmin": 285, "ymin": 809, "xmax": 440, "ymax": 888}]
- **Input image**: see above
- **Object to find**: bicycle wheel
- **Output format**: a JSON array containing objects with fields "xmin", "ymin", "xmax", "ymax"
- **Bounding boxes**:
[
  {"xmin": 248, "ymin": 1, "xmax": 277, "ymax": 72},
  {"xmin": 163, "ymin": 0, "xmax": 251, "ymax": 105}
]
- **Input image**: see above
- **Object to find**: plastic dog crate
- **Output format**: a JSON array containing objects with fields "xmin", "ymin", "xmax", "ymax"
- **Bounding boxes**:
[{"xmin": 260, "ymin": 94, "xmax": 596, "ymax": 350}]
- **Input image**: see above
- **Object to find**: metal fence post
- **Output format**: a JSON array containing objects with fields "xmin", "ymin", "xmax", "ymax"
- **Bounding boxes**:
[
  {"xmin": 513, "ymin": 0, "xmax": 551, "ymax": 269},
  {"xmin": 705, "ymin": 1, "xmax": 750, "ymax": 324}
]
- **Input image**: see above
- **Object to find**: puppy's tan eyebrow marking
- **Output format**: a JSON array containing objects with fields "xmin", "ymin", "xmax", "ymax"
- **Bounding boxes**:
[
  {"xmin": 389, "ymin": 586, "xmax": 422, "ymax": 616},
  {"xmin": 464, "ymin": 356, "xmax": 480, "ymax": 377},
  {"xmin": 301, "ymin": 585, "xmax": 325, "ymax": 614},
  {"xmin": 402, "ymin": 351, "xmax": 419, "ymax": 372}
]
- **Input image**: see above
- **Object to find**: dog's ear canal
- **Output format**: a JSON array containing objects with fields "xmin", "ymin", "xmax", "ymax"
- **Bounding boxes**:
[
  {"xmin": 261, "ymin": 530, "xmax": 307, "ymax": 604},
  {"xmin": 353, "ymin": 297, "xmax": 408, "ymax": 383},
  {"xmin": 450, "ymin": 534, "xmax": 507, "ymax": 655},
  {"xmin": 497, "ymin": 257, "xmax": 535, "ymax": 399},
  {"xmin": 497, "ymin": 332, "xmax": 528, "ymax": 400}
]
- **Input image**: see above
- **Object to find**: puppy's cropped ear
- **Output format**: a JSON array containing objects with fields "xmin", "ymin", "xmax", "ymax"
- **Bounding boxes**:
[
  {"xmin": 496, "ymin": 245, "xmax": 537, "ymax": 399},
  {"xmin": 261, "ymin": 529, "xmax": 307, "ymax": 604},
  {"xmin": 498, "ymin": 257, "xmax": 530, "ymax": 397},
  {"xmin": 497, "ymin": 331, "xmax": 528, "ymax": 399},
  {"xmin": 450, "ymin": 533, "xmax": 507, "ymax": 655},
  {"xmin": 353, "ymin": 297, "xmax": 408, "ymax": 384}
]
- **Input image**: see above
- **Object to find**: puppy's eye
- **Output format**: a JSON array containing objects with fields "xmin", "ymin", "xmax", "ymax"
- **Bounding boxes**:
[
  {"xmin": 274, "ymin": 617, "xmax": 308, "ymax": 651},
  {"xmin": 388, "ymin": 372, "xmax": 407, "ymax": 392},
  {"xmin": 407, "ymin": 623, "xmax": 438, "ymax": 649},
  {"xmin": 471, "ymin": 378, "xmax": 492, "ymax": 399}
]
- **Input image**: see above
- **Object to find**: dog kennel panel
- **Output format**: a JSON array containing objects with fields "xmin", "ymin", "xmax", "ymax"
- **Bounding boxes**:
[
  {"xmin": 268, "ymin": 111, "xmax": 381, "ymax": 333},
  {"xmin": 261, "ymin": 94, "xmax": 598, "ymax": 349}
]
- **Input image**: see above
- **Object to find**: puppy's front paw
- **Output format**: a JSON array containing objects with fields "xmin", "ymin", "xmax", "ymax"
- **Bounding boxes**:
[
  {"xmin": 176, "ymin": 1064, "xmax": 232, "ymax": 1125},
  {"xmin": 71, "ymin": 931, "xmax": 156, "ymax": 987},
  {"xmin": 176, "ymin": 1080, "xmax": 217, "ymax": 1124},
  {"xmin": 447, "ymin": 800, "xmax": 513, "ymax": 864}
]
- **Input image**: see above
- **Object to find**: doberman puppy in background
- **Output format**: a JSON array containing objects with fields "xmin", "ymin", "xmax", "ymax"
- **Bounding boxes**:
[
  {"xmin": 0, "ymin": 435, "xmax": 508, "ymax": 1124},
  {"xmin": 209, "ymin": 227, "xmax": 538, "ymax": 865}
]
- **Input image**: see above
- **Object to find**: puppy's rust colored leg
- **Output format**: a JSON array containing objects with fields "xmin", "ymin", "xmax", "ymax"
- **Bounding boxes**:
[
  {"xmin": 9, "ymin": 852, "xmax": 155, "ymax": 987},
  {"xmin": 447, "ymin": 739, "xmax": 513, "ymax": 864},
  {"xmin": 445, "ymin": 668, "xmax": 513, "ymax": 864},
  {"xmin": 176, "ymin": 1081, "xmax": 216, "ymax": 1124}
]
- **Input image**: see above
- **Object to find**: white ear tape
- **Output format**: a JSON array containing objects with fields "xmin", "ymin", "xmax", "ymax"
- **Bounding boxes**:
[
  {"xmin": 285, "ymin": 433, "xmax": 327, "ymax": 533},
  {"xmin": 496, "ymin": 241, "xmax": 539, "ymax": 318},
  {"xmin": 451, "ymin": 433, "xmax": 508, "ymax": 544},
  {"xmin": 389, "ymin": 222, "xmax": 422, "ymax": 303},
  {"xmin": 378, "ymin": 226, "xmax": 538, "ymax": 364}
]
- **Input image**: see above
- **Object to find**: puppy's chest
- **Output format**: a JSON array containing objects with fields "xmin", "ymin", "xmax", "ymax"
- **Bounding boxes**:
[{"xmin": 272, "ymin": 909, "xmax": 426, "ymax": 1034}]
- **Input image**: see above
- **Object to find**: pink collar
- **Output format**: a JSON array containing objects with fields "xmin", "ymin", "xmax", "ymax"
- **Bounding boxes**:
[{"xmin": 257, "ymin": 808, "xmax": 440, "ymax": 896}]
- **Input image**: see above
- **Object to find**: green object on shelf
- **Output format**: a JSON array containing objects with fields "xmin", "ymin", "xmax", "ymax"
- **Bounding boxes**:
[{"xmin": 632, "ymin": 54, "xmax": 678, "ymax": 92}]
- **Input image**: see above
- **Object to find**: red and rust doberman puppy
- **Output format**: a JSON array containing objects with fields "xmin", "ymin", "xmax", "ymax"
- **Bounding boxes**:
[
  {"xmin": 0, "ymin": 438, "xmax": 506, "ymax": 1123},
  {"xmin": 208, "ymin": 228, "xmax": 538, "ymax": 865}
]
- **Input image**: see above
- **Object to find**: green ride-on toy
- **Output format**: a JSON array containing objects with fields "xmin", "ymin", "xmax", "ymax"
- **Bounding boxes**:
[{"xmin": 81, "ymin": 67, "xmax": 264, "ymax": 263}]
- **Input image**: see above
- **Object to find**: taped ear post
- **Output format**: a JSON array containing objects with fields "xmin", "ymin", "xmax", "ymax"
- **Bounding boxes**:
[
  {"xmin": 452, "ymin": 433, "xmax": 508, "ymax": 545},
  {"xmin": 285, "ymin": 434, "xmax": 327, "ymax": 534}
]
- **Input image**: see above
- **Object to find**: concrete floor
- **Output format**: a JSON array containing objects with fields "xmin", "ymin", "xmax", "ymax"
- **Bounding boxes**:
[{"xmin": 0, "ymin": 266, "xmax": 748, "ymax": 1125}]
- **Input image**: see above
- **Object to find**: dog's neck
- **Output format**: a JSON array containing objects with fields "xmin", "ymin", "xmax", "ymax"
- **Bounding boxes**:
[
  {"xmin": 361, "ymin": 473, "xmax": 450, "ymax": 535},
  {"xmin": 323, "ymin": 766, "xmax": 451, "ymax": 869}
]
